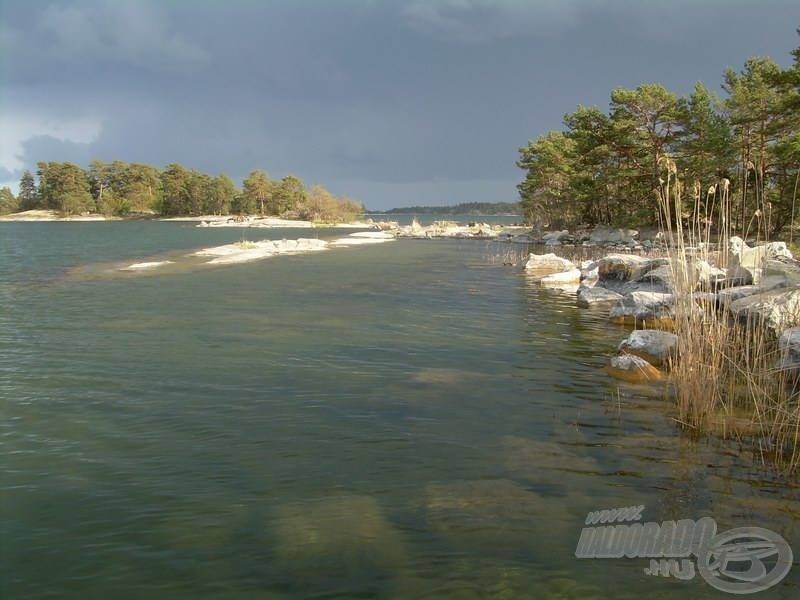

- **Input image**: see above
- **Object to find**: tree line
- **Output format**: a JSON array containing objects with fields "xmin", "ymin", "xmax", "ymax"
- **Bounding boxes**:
[
  {"xmin": 517, "ymin": 30, "xmax": 800, "ymax": 235},
  {"xmin": 380, "ymin": 201, "xmax": 520, "ymax": 215},
  {"xmin": 0, "ymin": 161, "xmax": 364, "ymax": 222}
]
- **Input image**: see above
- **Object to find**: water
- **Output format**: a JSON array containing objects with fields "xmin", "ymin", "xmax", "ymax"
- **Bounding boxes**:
[{"xmin": 1, "ymin": 222, "xmax": 798, "ymax": 598}]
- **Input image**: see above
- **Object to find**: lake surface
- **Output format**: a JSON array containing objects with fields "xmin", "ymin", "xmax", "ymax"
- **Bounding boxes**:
[{"xmin": 1, "ymin": 222, "xmax": 798, "ymax": 598}]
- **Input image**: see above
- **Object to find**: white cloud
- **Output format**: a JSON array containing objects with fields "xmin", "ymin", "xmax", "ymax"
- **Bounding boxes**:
[{"xmin": 0, "ymin": 114, "xmax": 102, "ymax": 175}]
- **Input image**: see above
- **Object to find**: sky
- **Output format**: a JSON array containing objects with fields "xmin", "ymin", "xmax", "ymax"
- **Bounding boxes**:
[{"xmin": 1, "ymin": 1, "xmax": 798, "ymax": 210}]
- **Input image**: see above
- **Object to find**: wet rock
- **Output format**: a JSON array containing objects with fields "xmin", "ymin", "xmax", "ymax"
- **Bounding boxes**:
[
  {"xmin": 524, "ymin": 253, "xmax": 574, "ymax": 273},
  {"xmin": 618, "ymin": 329, "xmax": 678, "ymax": 368},
  {"xmin": 729, "ymin": 287, "xmax": 800, "ymax": 337},
  {"xmin": 605, "ymin": 354, "xmax": 664, "ymax": 383},
  {"xmin": 608, "ymin": 291, "xmax": 674, "ymax": 327},
  {"xmin": 576, "ymin": 286, "xmax": 623, "ymax": 308},
  {"xmin": 540, "ymin": 267, "xmax": 582, "ymax": 286}
]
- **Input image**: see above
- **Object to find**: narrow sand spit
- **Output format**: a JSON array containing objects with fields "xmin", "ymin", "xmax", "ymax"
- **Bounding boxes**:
[
  {"xmin": 0, "ymin": 209, "xmax": 114, "ymax": 221},
  {"xmin": 121, "ymin": 261, "xmax": 174, "ymax": 270},
  {"xmin": 192, "ymin": 238, "xmax": 329, "ymax": 265},
  {"xmin": 114, "ymin": 232, "xmax": 396, "ymax": 273},
  {"xmin": 330, "ymin": 231, "xmax": 396, "ymax": 246}
]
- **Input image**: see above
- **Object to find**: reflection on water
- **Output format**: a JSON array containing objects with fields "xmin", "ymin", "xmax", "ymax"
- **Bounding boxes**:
[{"xmin": 0, "ymin": 222, "xmax": 798, "ymax": 598}]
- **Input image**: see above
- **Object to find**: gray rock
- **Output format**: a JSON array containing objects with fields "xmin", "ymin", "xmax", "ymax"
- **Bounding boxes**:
[
  {"xmin": 778, "ymin": 327, "xmax": 800, "ymax": 379},
  {"xmin": 618, "ymin": 329, "xmax": 679, "ymax": 368},
  {"xmin": 728, "ymin": 237, "xmax": 794, "ymax": 285},
  {"xmin": 695, "ymin": 260, "xmax": 728, "ymax": 290},
  {"xmin": 716, "ymin": 276, "xmax": 788, "ymax": 307},
  {"xmin": 542, "ymin": 230, "xmax": 569, "ymax": 245},
  {"xmin": 589, "ymin": 226, "xmax": 639, "ymax": 245},
  {"xmin": 597, "ymin": 254, "xmax": 651, "ymax": 284},
  {"xmin": 576, "ymin": 286, "xmax": 623, "ymax": 308},
  {"xmin": 632, "ymin": 264, "xmax": 674, "ymax": 294},
  {"xmin": 609, "ymin": 291, "xmax": 674, "ymax": 326},
  {"xmin": 729, "ymin": 287, "xmax": 800, "ymax": 337}
]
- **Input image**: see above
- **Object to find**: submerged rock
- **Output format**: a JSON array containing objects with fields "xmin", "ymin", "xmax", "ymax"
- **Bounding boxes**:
[
  {"xmin": 424, "ymin": 479, "xmax": 567, "ymax": 555},
  {"xmin": 605, "ymin": 354, "xmax": 663, "ymax": 383},
  {"xmin": 618, "ymin": 329, "xmax": 678, "ymax": 368},
  {"xmin": 272, "ymin": 495, "xmax": 407, "ymax": 574},
  {"xmin": 608, "ymin": 291, "xmax": 674, "ymax": 327},
  {"xmin": 501, "ymin": 436, "xmax": 599, "ymax": 481},
  {"xmin": 576, "ymin": 286, "xmax": 622, "ymax": 308}
]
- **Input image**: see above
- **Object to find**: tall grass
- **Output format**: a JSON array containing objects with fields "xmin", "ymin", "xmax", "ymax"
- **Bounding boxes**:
[{"xmin": 656, "ymin": 158, "xmax": 800, "ymax": 472}]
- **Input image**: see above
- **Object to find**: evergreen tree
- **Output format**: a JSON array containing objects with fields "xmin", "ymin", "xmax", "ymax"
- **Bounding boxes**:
[
  {"xmin": 0, "ymin": 187, "xmax": 17, "ymax": 214},
  {"xmin": 18, "ymin": 170, "xmax": 37, "ymax": 210},
  {"xmin": 242, "ymin": 170, "xmax": 273, "ymax": 214}
]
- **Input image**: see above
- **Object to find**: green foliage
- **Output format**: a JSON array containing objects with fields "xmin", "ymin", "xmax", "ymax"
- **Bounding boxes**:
[
  {"xmin": 36, "ymin": 162, "xmax": 93, "ymax": 215},
  {"xmin": 380, "ymin": 202, "xmax": 521, "ymax": 215},
  {"xmin": 18, "ymin": 170, "xmax": 37, "ymax": 210},
  {"xmin": 11, "ymin": 160, "xmax": 355, "ymax": 220},
  {"xmin": 241, "ymin": 170, "xmax": 273, "ymax": 215},
  {"xmin": 272, "ymin": 175, "xmax": 306, "ymax": 215},
  {"xmin": 517, "ymin": 31, "xmax": 800, "ymax": 235},
  {"xmin": 0, "ymin": 187, "xmax": 18, "ymax": 214},
  {"xmin": 88, "ymin": 160, "xmax": 162, "ymax": 215},
  {"xmin": 299, "ymin": 184, "xmax": 363, "ymax": 223}
]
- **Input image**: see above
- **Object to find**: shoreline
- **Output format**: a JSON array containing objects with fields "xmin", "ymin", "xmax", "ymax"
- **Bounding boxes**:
[{"xmin": 0, "ymin": 209, "xmax": 378, "ymax": 228}]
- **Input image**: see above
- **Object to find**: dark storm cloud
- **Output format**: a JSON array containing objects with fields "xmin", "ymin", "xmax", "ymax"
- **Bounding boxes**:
[{"xmin": 1, "ymin": 0, "xmax": 798, "ymax": 208}]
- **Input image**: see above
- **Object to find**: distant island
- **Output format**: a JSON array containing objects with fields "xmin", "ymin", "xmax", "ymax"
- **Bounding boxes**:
[
  {"xmin": 375, "ymin": 202, "xmax": 521, "ymax": 216},
  {"xmin": 0, "ymin": 160, "xmax": 363, "ymax": 223}
]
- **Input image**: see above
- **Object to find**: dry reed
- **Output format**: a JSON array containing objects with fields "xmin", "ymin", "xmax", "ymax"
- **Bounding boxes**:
[{"xmin": 656, "ymin": 158, "xmax": 800, "ymax": 472}]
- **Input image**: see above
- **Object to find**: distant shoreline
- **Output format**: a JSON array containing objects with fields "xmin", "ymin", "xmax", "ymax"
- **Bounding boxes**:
[{"xmin": 0, "ymin": 210, "xmax": 379, "ymax": 228}]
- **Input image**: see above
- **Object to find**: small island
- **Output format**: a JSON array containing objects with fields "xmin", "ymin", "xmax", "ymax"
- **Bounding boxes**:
[{"xmin": 0, "ymin": 162, "xmax": 365, "ymax": 225}]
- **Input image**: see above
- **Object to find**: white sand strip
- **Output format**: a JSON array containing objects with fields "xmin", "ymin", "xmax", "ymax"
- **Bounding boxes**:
[
  {"xmin": 121, "ymin": 261, "xmax": 174, "ymax": 270},
  {"xmin": 330, "ymin": 231, "xmax": 396, "ymax": 246}
]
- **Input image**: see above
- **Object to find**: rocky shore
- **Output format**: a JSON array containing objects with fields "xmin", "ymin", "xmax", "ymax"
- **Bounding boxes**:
[{"xmin": 524, "ymin": 230, "xmax": 800, "ymax": 385}]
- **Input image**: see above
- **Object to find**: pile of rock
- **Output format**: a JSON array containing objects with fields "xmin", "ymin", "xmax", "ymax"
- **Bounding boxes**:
[
  {"xmin": 507, "ymin": 225, "xmax": 655, "ymax": 251},
  {"xmin": 524, "ymin": 238, "xmax": 800, "ymax": 384},
  {"xmin": 396, "ymin": 219, "xmax": 505, "ymax": 239}
]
